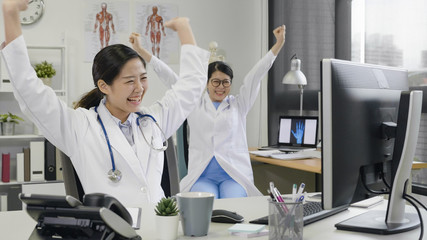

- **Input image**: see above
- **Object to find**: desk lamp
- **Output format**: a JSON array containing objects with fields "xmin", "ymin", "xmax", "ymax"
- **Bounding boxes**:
[{"xmin": 282, "ymin": 55, "xmax": 307, "ymax": 116}]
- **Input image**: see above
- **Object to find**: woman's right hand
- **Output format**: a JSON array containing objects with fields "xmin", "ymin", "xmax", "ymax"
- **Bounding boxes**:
[
  {"xmin": 164, "ymin": 17, "xmax": 196, "ymax": 46},
  {"xmin": 129, "ymin": 32, "xmax": 142, "ymax": 51},
  {"xmin": 3, "ymin": 0, "xmax": 29, "ymax": 13},
  {"xmin": 129, "ymin": 32, "xmax": 153, "ymax": 62}
]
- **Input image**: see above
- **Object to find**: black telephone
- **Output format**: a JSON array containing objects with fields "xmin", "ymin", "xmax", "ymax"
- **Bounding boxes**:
[{"xmin": 19, "ymin": 193, "xmax": 141, "ymax": 240}]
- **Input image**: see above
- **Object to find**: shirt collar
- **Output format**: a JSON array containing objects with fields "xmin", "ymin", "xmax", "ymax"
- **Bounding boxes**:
[{"xmin": 101, "ymin": 97, "xmax": 136, "ymax": 127}]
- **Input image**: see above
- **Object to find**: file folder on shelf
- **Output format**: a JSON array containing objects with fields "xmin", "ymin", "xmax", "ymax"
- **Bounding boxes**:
[
  {"xmin": 1, "ymin": 153, "xmax": 10, "ymax": 182},
  {"xmin": 44, "ymin": 140, "xmax": 56, "ymax": 181},
  {"xmin": 16, "ymin": 153, "xmax": 24, "ymax": 182},
  {"xmin": 23, "ymin": 148, "xmax": 30, "ymax": 182},
  {"xmin": 30, "ymin": 141, "xmax": 45, "ymax": 181}
]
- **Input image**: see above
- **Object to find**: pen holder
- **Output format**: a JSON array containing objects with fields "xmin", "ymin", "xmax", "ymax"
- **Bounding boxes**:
[{"xmin": 268, "ymin": 199, "xmax": 303, "ymax": 240}]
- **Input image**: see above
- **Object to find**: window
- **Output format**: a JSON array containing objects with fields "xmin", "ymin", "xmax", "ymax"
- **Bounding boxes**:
[{"xmin": 352, "ymin": 0, "xmax": 427, "ymax": 86}]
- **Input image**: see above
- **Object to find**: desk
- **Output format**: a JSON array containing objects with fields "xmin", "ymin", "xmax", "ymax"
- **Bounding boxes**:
[
  {"xmin": 249, "ymin": 148, "xmax": 321, "ymax": 174},
  {"xmin": 0, "ymin": 196, "xmax": 424, "ymax": 239},
  {"xmin": 249, "ymin": 147, "xmax": 427, "ymax": 174},
  {"xmin": 249, "ymin": 147, "xmax": 427, "ymax": 192}
]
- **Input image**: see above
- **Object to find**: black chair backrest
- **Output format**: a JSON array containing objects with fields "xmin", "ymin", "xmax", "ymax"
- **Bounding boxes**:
[
  {"xmin": 161, "ymin": 137, "xmax": 180, "ymax": 197},
  {"xmin": 60, "ymin": 152, "xmax": 85, "ymax": 202}
]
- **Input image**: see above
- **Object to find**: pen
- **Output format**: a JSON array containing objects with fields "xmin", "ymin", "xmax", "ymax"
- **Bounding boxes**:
[
  {"xmin": 273, "ymin": 187, "xmax": 289, "ymax": 213},
  {"xmin": 292, "ymin": 184, "xmax": 297, "ymax": 201},
  {"xmin": 273, "ymin": 187, "xmax": 284, "ymax": 203},
  {"xmin": 297, "ymin": 183, "xmax": 305, "ymax": 197}
]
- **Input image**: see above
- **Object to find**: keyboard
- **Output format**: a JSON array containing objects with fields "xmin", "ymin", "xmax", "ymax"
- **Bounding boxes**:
[
  {"xmin": 270, "ymin": 151, "xmax": 321, "ymax": 160},
  {"xmin": 249, "ymin": 201, "xmax": 348, "ymax": 226}
]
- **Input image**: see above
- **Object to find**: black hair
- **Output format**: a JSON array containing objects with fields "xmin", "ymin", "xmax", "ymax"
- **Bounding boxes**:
[
  {"xmin": 74, "ymin": 44, "xmax": 146, "ymax": 109},
  {"xmin": 207, "ymin": 61, "xmax": 233, "ymax": 83}
]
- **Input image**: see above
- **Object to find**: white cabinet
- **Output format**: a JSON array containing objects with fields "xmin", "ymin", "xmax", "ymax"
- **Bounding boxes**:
[{"xmin": 0, "ymin": 46, "xmax": 67, "ymax": 211}]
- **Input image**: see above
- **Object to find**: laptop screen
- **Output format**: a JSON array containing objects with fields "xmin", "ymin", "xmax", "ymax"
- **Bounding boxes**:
[{"xmin": 277, "ymin": 116, "xmax": 318, "ymax": 147}]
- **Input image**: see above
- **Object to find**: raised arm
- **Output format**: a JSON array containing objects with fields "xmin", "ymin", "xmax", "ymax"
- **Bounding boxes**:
[
  {"xmin": 129, "ymin": 32, "xmax": 152, "ymax": 63},
  {"xmin": 129, "ymin": 32, "xmax": 178, "ymax": 88},
  {"xmin": 2, "ymin": 0, "xmax": 26, "ymax": 45},
  {"xmin": 164, "ymin": 17, "xmax": 196, "ymax": 46},
  {"xmin": 147, "ymin": 17, "xmax": 209, "ymax": 138},
  {"xmin": 270, "ymin": 25, "xmax": 286, "ymax": 56},
  {"xmin": 237, "ymin": 25, "xmax": 286, "ymax": 114},
  {"xmin": 2, "ymin": 0, "xmax": 83, "ymax": 157}
]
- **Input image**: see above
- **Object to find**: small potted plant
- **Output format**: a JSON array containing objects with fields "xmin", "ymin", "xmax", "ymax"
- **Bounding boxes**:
[
  {"xmin": 155, "ymin": 197, "xmax": 180, "ymax": 240},
  {"xmin": 0, "ymin": 112, "xmax": 24, "ymax": 135},
  {"xmin": 34, "ymin": 60, "xmax": 56, "ymax": 86}
]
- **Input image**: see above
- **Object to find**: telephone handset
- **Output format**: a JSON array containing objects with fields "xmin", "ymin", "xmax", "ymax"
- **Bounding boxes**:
[
  {"xmin": 82, "ymin": 193, "xmax": 133, "ymax": 225},
  {"xmin": 19, "ymin": 193, "xmax": 141, "ymax": 240}
]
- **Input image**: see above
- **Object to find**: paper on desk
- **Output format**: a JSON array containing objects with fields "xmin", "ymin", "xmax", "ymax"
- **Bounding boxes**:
[
  {"xmin": 250, "ymin": 149, "xmax": 321, "ymax": 160},
  {"xmin": 126, "ymin": 207, "xmax": 142, "ymax": 229},
  {"xmin": 228, "ymin": 223, "xmax": 266, "ymax": 233},
  {"xmin": 249, "ymin": 150, "xmax": 282, "ymax": 157}
]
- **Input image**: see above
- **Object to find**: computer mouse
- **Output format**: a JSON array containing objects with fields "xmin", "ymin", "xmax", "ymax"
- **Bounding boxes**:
[{"xmin": 211, "ymin": 209, "xmax": 244, "ymax": 223}]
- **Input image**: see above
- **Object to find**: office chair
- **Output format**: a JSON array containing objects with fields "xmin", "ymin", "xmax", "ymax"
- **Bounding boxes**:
[
  {"xmin": 61, "ymin": 138, "xmax": 180, "ymax": 200},
  {"xmin": 59, "ymin": 151, "xmax": 85, "ymax": 202},
  {"xmin": 161, "ymin": 137, "xmax": 180, "ymax": 197}
]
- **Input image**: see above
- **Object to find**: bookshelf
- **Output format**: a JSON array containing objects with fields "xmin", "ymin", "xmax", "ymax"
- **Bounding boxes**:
[{"xmin": 0, "ymin": 46, "xmax": 67, "ymax": 211}]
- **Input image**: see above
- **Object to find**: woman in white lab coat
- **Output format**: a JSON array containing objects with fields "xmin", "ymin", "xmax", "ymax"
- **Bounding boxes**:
[
  {"xmin": 132, "ymin": 26, "xmax": 286, "ymax": 198},
  {"xmin": 1, "ymin": 0, "xmax": 209, "ymax": 206}
]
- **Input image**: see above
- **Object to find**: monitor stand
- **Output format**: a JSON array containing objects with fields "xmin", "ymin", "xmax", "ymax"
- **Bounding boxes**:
[{"xmin": 335, "ymin": 210, "xmax": 419, "ymax": 235}]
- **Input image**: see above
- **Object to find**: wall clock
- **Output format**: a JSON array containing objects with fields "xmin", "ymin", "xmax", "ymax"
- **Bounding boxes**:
[{"xmin": 20, "ymin": 0, "xmax": 45, "ymax": 25}]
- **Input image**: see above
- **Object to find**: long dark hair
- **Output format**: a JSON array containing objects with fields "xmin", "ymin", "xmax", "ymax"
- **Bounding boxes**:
[
  {"xmin": 207, "ymin": 61, "xmax": 234, "ymax": 83},
  {"xmin": 74, "ymin": 44, "xmax": 146, "ymax": 109}
]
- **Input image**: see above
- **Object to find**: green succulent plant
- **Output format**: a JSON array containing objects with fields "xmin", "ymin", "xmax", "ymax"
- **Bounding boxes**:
[
  {"xmin": 34, "ymin": 61, "xmax": 56, "ymax": 78},
  {"xmin": 0, "ymin": 112, "xmax": 24, "ymax": 124},
  {"xmin": 155, "ymin": 197, "xmax": 179, "ymax": 216}
]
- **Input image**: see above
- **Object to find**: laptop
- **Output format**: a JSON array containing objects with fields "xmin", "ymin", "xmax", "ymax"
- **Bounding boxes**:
[{"xmin": 263, "ymin": 116, "xmax": 318, "ymax": 152}]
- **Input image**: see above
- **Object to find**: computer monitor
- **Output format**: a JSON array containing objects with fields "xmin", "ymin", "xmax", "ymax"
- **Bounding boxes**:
[{"xmin": 321, "ymin": 58, "xmax": 422, "ymax": 234}]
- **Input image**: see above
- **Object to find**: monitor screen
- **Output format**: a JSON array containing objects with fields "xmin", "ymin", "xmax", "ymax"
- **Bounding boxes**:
[
  {"xmin": 321, "ymin": 58, "xmax": 422, "ymax": 234},
  {"xmin": 278, "ymin": 116, "xmax": 318, "ymax": 147},
  {"xmin": 321, "ymin": 59, "xmax": 409, "ymax": 209}
]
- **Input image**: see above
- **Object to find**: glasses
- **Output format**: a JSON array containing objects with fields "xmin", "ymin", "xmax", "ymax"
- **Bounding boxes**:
[{"xmin": 210, "ymin": 78, "xmax": 231, "ymax": 88}]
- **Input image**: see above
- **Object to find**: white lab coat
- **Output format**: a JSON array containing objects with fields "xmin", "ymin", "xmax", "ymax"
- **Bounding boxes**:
[
  {"xmin": 1, "ymin": 35, "xmax": 209, "ymax": 206},
  {"xmin": 151, "ymin": 51, "xmax": 276, "ymax": 197}
]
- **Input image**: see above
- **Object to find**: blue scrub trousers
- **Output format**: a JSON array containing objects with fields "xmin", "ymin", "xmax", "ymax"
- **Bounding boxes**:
[{"xmin": 190, "ymin": 157, "xmax": 247, "ymax": 199}]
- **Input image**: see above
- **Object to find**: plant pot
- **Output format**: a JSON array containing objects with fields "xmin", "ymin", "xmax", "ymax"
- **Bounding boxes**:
[
  {"xmin": 41, "ymin": 78, "xmax": 52, "ymax": 86},
  {"xmin": 2, "ymin": 122, "xmax": 15, "ymax": 135},
  {"xmin": 155, "ymin": 215, "xmax": 179, "ymax": 240}
]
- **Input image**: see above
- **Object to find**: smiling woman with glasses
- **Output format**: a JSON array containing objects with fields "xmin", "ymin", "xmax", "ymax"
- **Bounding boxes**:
[
  {"xmin": 210, "ymin": 78, "xmax": 231, "ymax": 88},
  {"xmin": 132, "ymin": 25, "xmax": 286, "ymax": 199}
]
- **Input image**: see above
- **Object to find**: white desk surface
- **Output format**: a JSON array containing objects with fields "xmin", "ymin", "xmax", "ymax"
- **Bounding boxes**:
[{"xmin": 0, "ymin": 196, "xmax": 425, "ymax": 239}]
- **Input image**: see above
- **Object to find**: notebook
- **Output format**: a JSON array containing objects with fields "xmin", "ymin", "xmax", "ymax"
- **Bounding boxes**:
[{"xmin": 263, "ymin": 116, "xmax": 318, "ymax": 152}]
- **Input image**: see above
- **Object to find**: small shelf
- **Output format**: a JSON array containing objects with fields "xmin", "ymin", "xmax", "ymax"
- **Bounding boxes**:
[
  {"xmin": 0, "ymin": 134, "xmax": 44, "ymax": 143},
  {"xmin": 0, "ymin": 180, "xmax": 63, "ymax": 186}
]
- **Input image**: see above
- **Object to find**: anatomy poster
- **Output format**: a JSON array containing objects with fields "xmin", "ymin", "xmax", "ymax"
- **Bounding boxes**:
[
  {"xmin": 84, "ymin": 1, "xmax": 129, "ymax": 62},
  {"xmin": 135, "ymin": 3, "xmax": 179, "ymax": 64}
]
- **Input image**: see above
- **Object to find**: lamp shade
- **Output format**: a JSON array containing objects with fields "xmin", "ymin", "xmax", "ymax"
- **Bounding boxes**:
[{"xmin": 282, "ymin": 58, "xmax": 307, "ymax": 85}]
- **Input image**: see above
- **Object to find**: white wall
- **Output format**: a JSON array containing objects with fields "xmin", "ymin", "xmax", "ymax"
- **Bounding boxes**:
[{"xmin": 0, "ymin": 0, "xmax": 270, "ymax": 147}]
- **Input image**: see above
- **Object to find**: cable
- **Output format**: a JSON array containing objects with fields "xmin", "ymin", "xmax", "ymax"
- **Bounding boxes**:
[
  {"xmin": 402, "ymin": 179, "xmax": 424, "ymax": 240},
  {"xmin": 380, "ymin": 170, "xmax": 391, "ymax": 189},
  {"xmin": 403, "ymin": 194, "xmax": 424, "ymax": 240},
  {"xmin": 405, "ymin": 194, "xmax": 427, "ymax": 212},
  {"xmin": 360, "ymin": 168, "xmax": 390, "ymax": 195}
]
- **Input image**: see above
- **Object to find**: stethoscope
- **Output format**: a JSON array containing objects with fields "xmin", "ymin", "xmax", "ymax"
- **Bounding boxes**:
[{"xmin": 95, "ymin": 106, "xmax": 168, "ymax": 182}]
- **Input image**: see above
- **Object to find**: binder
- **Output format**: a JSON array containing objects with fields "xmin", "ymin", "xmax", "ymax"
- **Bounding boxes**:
[
  {"xmin": 55, "ymin": 148, "xmax": 63, "ymax": 181},
  {"xmin": 44, "ymin": 140, "xmax": 56, "ymax": 181},
  {"xmin": 16, "ymin": 153, "xmax": 24, "ymax": 182},
  {"xmin": 0, "ymin": 193, "xmax": 7, "ymax": 211},
  {"xmin": 23, "ymin": 148, "xmax": 31, "ymax": 182},
  {"xmin": 30, "ymin": 141, "xmax": 45, "ymax": 181},
  {"xmin": 1, "ymin": 153, "xmax": 10, "ymax": 182}
]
